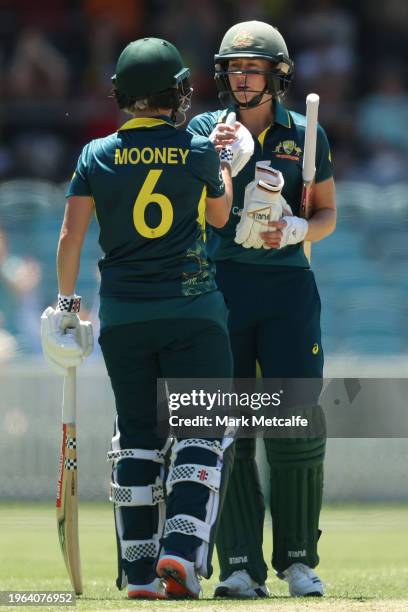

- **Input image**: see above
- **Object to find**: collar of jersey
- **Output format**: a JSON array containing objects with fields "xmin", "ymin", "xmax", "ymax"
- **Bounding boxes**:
[
  {"xmin": 257, "ymin": 101, "xmax": 291, "ymax": 147},
  {"xmin": 274, "ymin": 101, "xmax": 291, "ymax": 128},
  {"xmin": 118, "ymin": 117, "xmax": 175, "ymax": 131}
]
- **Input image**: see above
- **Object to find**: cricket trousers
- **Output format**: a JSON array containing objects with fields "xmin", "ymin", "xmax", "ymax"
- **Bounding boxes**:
[
  {"xmin": 99, "ymin": 303, "xmax": 233, "ymax": 586},
  {"xmin": 214, "ymin": 262, "xmax": 325, "ymax": 581}
]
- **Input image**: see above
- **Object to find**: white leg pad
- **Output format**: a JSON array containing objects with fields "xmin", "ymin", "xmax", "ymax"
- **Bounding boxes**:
[
  {"xmin": 164, "ymin": 435, "xmax": 235, "ymax": 579},
  {"xmin": 108, "ymin": 418, "xmax": 172, "ymax": 589},
  {"xmin": 122, "ymin": 535, "xmax": 160, "ymax": 562},
  {"xmin": 166, "ymin": 464, "xmax": 221, "ymax": 494},
  {"xmin": 110, "ymin": 477, "xmax": 164, "ymax": 507},
  {"xmin": 164, "ymin": 513, "xmax": 211, "ymax": 542}
]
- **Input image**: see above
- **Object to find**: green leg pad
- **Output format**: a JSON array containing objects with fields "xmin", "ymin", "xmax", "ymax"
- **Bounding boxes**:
[
  {"xmin": 264, "ymin": 437, "xmax": 326, "ymax": 573},
  {"xmin": 216, "ymin": 439, "xmax": 268, "ymax": 584}
]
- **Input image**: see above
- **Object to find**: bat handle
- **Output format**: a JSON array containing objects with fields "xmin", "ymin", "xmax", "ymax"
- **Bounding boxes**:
[{"xmin": 62, "ymin": 367, "xmax": 76, "ymax": 424}]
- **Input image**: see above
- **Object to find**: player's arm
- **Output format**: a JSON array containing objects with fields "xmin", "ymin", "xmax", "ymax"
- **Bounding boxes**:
[
  {"xmin": 205, "ymin": 163, "xmax": 232, "ymax": 228},
  {"xmin": 304, "ymin": 176, "xmax": 336, "ymax": 243},
  {"xmin": 264, "ymin": 178, "xmax": 336, "ymax": 248},
  {"xmin": 57, "ymin": 196, "xmax": 95, "ymax": 294}
]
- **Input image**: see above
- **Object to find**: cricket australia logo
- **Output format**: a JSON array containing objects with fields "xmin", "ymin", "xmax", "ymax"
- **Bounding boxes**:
[
  {"xmin": 231, "ymin": 31, "xmax": 255, "ymax": 48},
  {"xmin": 273, "ymin": 140, "xmax": 302, "ymax": 161}
]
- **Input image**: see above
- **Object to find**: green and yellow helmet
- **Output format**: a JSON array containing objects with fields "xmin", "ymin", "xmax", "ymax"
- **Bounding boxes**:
[
  {"xmin": 214, "ymin": 21, "xmax": 294, "ymax": 108},
  {"xmin": 112, "ymin": 37, "xmax": 192, "ymax": 112}
]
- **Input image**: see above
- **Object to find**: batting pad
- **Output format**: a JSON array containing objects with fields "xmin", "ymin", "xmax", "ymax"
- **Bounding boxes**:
[
  {"xmin": 264, "ymin": 436, "xmax": 325, "ymax": 572},
  {"xmin": 216, "ymin": 438, "xmax": 268, "ymax": 584},
  {"xmin": 163, "ymin": 436, "xmax": 234, "ymax": 578},
  {"xmin": 108, "ymin": 420, "xmax": 172, "ymax": 589}
]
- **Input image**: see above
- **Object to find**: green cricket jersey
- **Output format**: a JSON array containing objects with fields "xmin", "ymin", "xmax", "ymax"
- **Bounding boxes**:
[
  {"xmin": 67, "ymin": 116, "xmax": 225, "ymax": 298},
  {"xmin": 188, "ymin": 101, "xmax": 333, "ymax": 267}
]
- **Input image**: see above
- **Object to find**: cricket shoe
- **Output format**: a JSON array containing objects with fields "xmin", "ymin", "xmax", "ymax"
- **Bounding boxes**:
[
  {"xmin": 214, "ymin": 570, "xmax": 270, "ymax": 598},
  {"xmin": 156, "ymin": 554, "xmax": 201, "ymax": 599},
  {"xmin": 128, "ymin": 577, "xmax": 167, "ymax": 599},
  {"xmin": 278, "ymin": 563, "xmax": 324, "ymax": 597}
]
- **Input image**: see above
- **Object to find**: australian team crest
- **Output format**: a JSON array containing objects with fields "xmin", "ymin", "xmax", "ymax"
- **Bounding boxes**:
[
  {"xmin": 273, "ymin": 140, "xmax": 302, "ymax": 160},
  {"xmin": 282, "ymin": 140, "xmax": 295, "ymax": 154},
  {"xmin": 232, "ymin": 31, "xmax": 255, "ymax": 48}
]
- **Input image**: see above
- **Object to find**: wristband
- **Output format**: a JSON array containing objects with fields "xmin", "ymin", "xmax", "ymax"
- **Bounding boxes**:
[
  {"xmin": 219, "ymin": 147, "xmax": 233, "ymax": 165},
  {"xmin": 57, "ymin": 294, "xmax": 81, "ymax": 313}
]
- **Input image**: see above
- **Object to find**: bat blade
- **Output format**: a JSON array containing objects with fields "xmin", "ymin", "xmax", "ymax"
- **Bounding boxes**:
[
  {"xmin": 56, "ymin": 368, "xmax": 83, "ymax": 595},
  {"xmin": 301, "ymin": 93, "xmax": 320, "ymax": 262}
]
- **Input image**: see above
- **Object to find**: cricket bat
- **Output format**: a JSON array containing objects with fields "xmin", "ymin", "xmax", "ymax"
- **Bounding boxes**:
[
  {"xmin": 56, "ymin": 366, "xmax": 83, "ymax": 595},
  {"xmin": 300, "ymin": 93, "xmax": 320, "ymax": 262}
]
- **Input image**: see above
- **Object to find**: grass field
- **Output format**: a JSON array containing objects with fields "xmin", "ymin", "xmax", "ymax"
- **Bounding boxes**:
[{"xmin": 0, "ymin": 503, "xmax": 407, "ymax": 611}]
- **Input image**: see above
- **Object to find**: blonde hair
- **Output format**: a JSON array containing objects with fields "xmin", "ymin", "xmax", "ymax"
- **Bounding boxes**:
[{"xmin": 124, "ymin": 98, "xmax": 149, "ymax": 114}]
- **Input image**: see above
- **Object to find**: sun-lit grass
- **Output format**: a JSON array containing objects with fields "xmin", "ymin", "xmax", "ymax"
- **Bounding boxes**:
[{"xmin": 0, "ymin": 503, "xmax": 407, "ymax": 610}]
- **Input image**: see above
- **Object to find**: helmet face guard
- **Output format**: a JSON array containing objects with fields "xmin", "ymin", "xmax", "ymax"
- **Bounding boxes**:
[
  {"xmin": 214, "ymin": 54, "xmax": 293, "ymax": 109},
  {"xmin": 214, "ymin": 21, "xmax": 294, "ymax": 109},
  {"xmin": 174, "ymin": 68, "xmax": 193, "ymax": 115}
]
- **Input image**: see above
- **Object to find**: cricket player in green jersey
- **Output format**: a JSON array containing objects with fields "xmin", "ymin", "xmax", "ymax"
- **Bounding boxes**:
[
  {"xmin": 188, "ymin": 21, "xmax": 336, "ymax": 598},
  {"xmin": 40, "ymin": 37, "xmax": 254, "ymax": 600}
]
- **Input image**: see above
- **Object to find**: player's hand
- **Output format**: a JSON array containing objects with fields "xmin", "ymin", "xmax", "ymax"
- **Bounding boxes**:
[
  {"xmin": 209, "ymin": 121, "xmax": 237, "ymax": 149},
  {"xmin": 211, "ymin": 112, "xmax": 254, "ymax": 177},
  {"xmin": 41, "ymin": 296, "xmax": 93, "ymax": 375},
  {"xmin": 261, "ymin": 216, "xmax": 309, "ymax": 249}
]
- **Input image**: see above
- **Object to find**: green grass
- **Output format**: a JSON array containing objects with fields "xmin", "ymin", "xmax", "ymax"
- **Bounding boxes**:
[{"xmin": 0, "ymin": 503, "xmax": 407, "ymax": 610}]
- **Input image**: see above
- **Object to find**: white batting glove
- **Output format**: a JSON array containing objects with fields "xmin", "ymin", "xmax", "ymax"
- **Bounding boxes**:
[
  {"xmin": 235, "ymin": 168, "xmax": 286, "ymax": 248},
  {"xmin": 41, "ymin": 294, "xmax": 93, "ymax": 375},
  {"xmin": 212, "ymin": 112, "xmax": 254, "ymax": 177},
  {"xmin": 277, "ymin": 216, "xmax": 309, "ymax": 248},
  {"xmin": 255, "ymin": 161, "xmax": 293, "ymax": 216}
]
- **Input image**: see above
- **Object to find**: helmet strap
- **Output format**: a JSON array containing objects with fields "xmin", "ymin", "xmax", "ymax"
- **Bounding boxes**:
[{"xmin": 232, "ymin": 85, "xmax": 268, "ymax": 109}]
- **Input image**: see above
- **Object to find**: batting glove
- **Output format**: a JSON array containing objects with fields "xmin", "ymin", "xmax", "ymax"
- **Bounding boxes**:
[
  {"xmin": 235, "ymin": 168, "xmax": 288, "ymax": 248},
  {"xmin": 276, "ymin": 216, "xmax": 309, "ymax": 248},
  {"xmin": 41, "ymin": 294, "xmax": 93, "ymax": 375}
]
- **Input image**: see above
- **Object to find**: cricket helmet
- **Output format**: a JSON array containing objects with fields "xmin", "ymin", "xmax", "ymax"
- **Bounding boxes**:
[
  {"xmin": 112, "ymin": 37, "xmax": 192, "ymax": 111},
  {"xmin": 214, "ymin": 21, "xmax": 294, "ymax": 108}
]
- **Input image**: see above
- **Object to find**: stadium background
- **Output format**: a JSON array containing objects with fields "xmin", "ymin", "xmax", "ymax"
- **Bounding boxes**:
[{"xmin": 0, "ymin": 0, "xmax": 407, "ymax": 502}]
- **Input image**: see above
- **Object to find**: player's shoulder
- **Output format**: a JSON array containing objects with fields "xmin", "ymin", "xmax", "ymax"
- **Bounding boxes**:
[
  {"xmin": 79, "ymin": 132, "xmax": 118, "ymax": 161},
  {"xmin": 178, "ymin": 125, "xmax": 216, "ymax": 156},
  {"xmin": 89, "ymin": 132, "xmax": 119, "ymax": 153},
  {"xmin": 187, "ymin": 108, "xmax": 226, "ymax": 136},
  {"xmin": 288, "ymin": 110, "xmax": 307, "ymax": 128},
  {"xmin": 288, "ymin": 109, "xmax": 327, "ymax": 139}
]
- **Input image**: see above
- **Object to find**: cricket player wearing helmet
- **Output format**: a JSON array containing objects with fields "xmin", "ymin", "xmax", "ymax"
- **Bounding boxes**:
[
  {"xmin": 41, "ymin": 37, "xmax": 253, "ymax": 599},
  {"xmin": 188, "ymin": 21, "xmax": 336, "ymax": 597}
]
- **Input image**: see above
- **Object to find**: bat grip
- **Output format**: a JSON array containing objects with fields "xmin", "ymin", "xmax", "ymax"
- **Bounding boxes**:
[{"xmin": 62, "ymin": 367, "xmax": 76, "ymax": 424}]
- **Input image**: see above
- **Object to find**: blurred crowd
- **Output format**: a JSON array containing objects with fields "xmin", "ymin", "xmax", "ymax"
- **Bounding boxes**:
[
  {"xmin": 0, "ymin": 0, "xmax": 407, "ymax": 183},
  {"xmin": 1, "ymin": 0, "xmax": 408, "ymax": 360}
]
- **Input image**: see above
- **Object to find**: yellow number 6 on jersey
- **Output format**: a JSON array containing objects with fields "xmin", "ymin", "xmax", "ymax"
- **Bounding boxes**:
[{"xmin": 133, "ymin": 169, "xmax": 173, "ymax": 238}]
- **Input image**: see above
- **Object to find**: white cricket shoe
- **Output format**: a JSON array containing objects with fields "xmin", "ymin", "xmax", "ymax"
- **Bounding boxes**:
[
  {"xmin": 157, "ymin": 554, "xmax": 201, "ymax": 599},
  {"xmin": 279, "ymin": 563, "xmax": 324, "ymax": 597},
  {"xmin": 128, "ymin": 577, "xmax": 167, "ymax": 599},
  {"xmin": 214, "ymin": 570, "xmax": 270, "ymax": 598}
]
